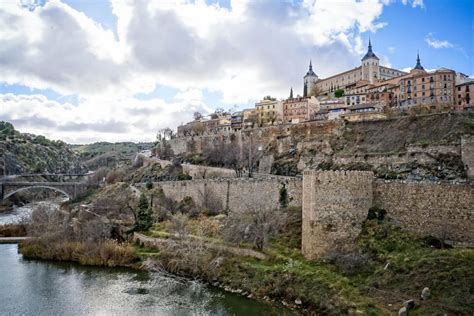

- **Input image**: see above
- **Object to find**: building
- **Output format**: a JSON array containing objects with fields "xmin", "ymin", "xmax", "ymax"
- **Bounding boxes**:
[
  {"xmin": 283, "ymin": 96, "xmax": 319, "ymax": 123},
  {"xmin": 344, "ymin": 93, "xmax": 367, "ymax": 106},
  {"xmin": 242, "ymin": 108, "xmax": 257, "ymax": 128},
  {"xmin": 230, "ymin": 111, "xmax": 243, "ymax": 130},
  {"xmin": 255, "ymin": 98, "xmax": 283, "ymax": 126},
  {"xmin": 455, "ymin": 80, "xmax": 473, "ymax": 110},
  {"xmin": 303, "ymin": 61, "xmax": 318, "ymax": 97},
  {"xmin": 303, "ymin": 40, "xmax": 406, "ymax": 96},
  {"xmin": 390, "ymin": 55, "xmax": 455, "ymax": 107}
]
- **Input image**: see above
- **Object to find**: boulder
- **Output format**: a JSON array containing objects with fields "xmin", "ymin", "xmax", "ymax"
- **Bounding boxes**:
[
  {"xmin": 398, "ymin": 306, "xmax": 407, "ymax": 316},
  {"xmin": 295, "ymin": 298, "xmax": 302, "ymax": 305},
  {"xmin": 403, "ymin": 299, "xmax": 415, "ymax": 310},
  {"xmin": 421, "ymin": 287, "xmax": 431, "ymax": 300}
]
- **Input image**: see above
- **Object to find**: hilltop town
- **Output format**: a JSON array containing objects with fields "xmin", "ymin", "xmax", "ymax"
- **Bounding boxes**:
[{"xmin": 177, "ymin": 40, "xmax": 473, "ymax": 137}]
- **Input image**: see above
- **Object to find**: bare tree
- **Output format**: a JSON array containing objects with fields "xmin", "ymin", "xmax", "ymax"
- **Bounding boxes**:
[
  {"xmin": 310, "ymin": 85, "xmax": 322, "ymax": 97},
  {"xmin": 222, "ymin": 206, "xmax": 288, "ymax": 250}
]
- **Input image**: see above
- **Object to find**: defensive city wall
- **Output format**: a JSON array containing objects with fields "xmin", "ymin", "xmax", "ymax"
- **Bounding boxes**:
[{"xmin": 152, "ymin": 171, "xmax": 474, "ymax": 260}]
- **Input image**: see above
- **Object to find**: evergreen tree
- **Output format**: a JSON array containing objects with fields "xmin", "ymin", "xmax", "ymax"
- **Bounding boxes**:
[
  {"xmin": 279, "ymin": 184, "xmax": 288, "ymax": 209},
  {"xmin": 136, "ymin": 193, "xmax": 153, "ymax": 231}
]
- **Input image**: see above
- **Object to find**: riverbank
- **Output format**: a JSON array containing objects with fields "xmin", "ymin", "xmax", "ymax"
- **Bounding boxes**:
[
  {"xmin": 19, "ymin": 238, "xmax": 140, "ymax": 268},
  {"xmin": 134, "ymin": 217, "xmax": 474, "ymax": 315}
]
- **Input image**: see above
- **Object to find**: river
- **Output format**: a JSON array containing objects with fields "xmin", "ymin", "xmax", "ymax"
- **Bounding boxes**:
[
  {"xmin": 0, "ymin": 205, "xmax": 291, "ymax": 315},
  {"xmin": 0, "ymin": 199, "xmax": 64, "ymax": 225}
]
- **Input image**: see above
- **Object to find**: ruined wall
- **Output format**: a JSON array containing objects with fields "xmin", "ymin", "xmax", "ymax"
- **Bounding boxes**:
[
  {"xmin": 154, "ymin": 176, "xmax": 302, "ymax": 213},
  {"xmin": 374, "ymin": 180, "xmax": 474, "ymax": 244},
  {"xmin": 302, "ymin": 170, "xmax": 374, "ymax": 260}
]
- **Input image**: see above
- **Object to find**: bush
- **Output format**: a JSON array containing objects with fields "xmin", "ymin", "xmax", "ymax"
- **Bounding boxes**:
[
  {"xmin": 19, "ymin": 239, "xmax": 138, "ymax": 267},
  {"xmin": 177, "ymin": 196, "xmax": 200, "ymax": 218},
  {"xmin": 145, "ymin": 180, "xmax": 153, "ymax": 190},
  {"xmin": 223, "ymin": 207, "xmax": 288, "ymax": 250},
  {"xmin": 324, "ymin": 251, "xmax": 371, "ymax": 275},
  {"xmin": 366, "ymin": 207, "xmax": 387, "ymax": 221},
  {"xmin": 0, "ymin": 224, "xmax": 27, "ymax": 237}
]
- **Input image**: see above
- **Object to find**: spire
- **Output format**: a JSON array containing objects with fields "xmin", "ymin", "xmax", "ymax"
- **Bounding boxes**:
[
  {"xmin": 305, "ymin": 60, "xmax": 316, "ymax": 77},
  {"xmin": 414, "ymin": 51, "xmax": 424, "ymax": 70},
  {"xmin": 362, "ymin": 38, "xmax": 379, "ymax": 61},
  {"xmin": 290, "ymin": 87, "xmax": 294, "ymax": 99}
]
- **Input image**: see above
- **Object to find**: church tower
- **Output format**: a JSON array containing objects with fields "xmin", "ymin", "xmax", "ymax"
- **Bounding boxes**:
[
  {"xmin": 361, "ymin": 39, "xmax": 380, "ymax": 84},
  {"xmin": 411, "ymin": 52, "xmax": 426, "ymax": 74},
  {"xmin": 303, "ymin": 60, "xmax": 318, "ymax": 97}
]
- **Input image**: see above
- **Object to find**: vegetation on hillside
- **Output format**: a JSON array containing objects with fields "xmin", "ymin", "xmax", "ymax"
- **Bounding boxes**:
[{"xmin": 0, "ymin": 121, "xmax": 83, "ymax": 174}]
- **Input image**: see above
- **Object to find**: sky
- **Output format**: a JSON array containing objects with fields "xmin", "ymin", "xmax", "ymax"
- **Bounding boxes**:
[{"xmin": 0, "ymin": 0, "xmax": 472, "ymax": 144}]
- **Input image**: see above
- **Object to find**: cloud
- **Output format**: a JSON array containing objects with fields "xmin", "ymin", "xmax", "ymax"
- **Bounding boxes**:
[
  {"xmin": 401, "ymin": 0, "xmax": 425, "ymax": 8},
  {"xmin": 0, "ymin": 92, "xmax": 213, "ymax": 143},
  {"xmin": 0, "ymin": 0, "xmax": 405, "ymax": 142},
  {"xmin": 425, "ymin": 33, "xmax": 453, "ymax": 49}
]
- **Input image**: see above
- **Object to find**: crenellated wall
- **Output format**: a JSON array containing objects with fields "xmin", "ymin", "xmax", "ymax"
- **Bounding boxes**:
[
  {"xmin": 141, "ymin": 168, "xmax": 474, "ymax": 260},
  {"xmin": 153, "ymin": 176, "xmax": 302, "ymax": 213}
]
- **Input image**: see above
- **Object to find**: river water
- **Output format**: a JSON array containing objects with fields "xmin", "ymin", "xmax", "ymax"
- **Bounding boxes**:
[
  {"xmin": 0, "ymin": 199, "xmax": 64, "ymax": 225},
  {"xmin": 0, "ymin": 206, "xmax": 290, "ymax": 315}
]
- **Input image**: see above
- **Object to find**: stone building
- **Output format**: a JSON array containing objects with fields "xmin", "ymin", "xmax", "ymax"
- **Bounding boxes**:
[
  {"xmin": 304, "ymin": 40, "xmax": 405, "ymax": 96},
  {"xmin": 255, "ymin": 98, "xmax": 283, "ymax": 126},
  {"xmin": 390, "ymin": 55, "xmax": 456, "ymax": 107},
  {"xmin": 455, "ymin": 80, "xmax": 473, "ymax": 110},
  {"xmin": 283, "ymin": 96, "xmax": 319, "ymax": 123}
]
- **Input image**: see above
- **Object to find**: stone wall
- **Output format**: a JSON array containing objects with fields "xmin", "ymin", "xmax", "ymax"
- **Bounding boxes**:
[
  {"xmin": 302, "ymin": 170, "xmax": 374, "ymax": 260},
  {"xmin": 154, "ymin": 176, "xmax": 302, "ymax": 213},
  {"xmin": 374, "ymin": 180, "xmax": 474, "ymax": 244},
  {"xmin": 461, "ymin": 135, "xmax": 474, "ymax": 180}
]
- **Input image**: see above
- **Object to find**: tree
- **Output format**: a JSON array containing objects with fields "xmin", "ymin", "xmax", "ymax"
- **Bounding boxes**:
[
  {"xmin": 263, "ymin": 96, "xmax": 276, "ymax": 101},
  {"xmin": 309, "ymin": 85, "xmax": 322, "ymax": 97},
  {"xmin": 193, "ymin": 112, "xmax": 203, "ymax": 121},
  {"xmin": 334, "ymin": 89, "xmax": 345, "ymax": 98},
  {"xmin": 135, "ymin": 193, "xmax": 153, "ymax": 231},
  {"xmin": 223, "ymin": 206, "xmax": 288, "ymax": 250},
  {"xmin": 279, "ymin": 184, "xmax": 288, "ymax": 208}
]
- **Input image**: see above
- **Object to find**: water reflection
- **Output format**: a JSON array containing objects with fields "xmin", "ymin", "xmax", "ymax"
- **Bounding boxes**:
[{"xmin": 0, "ymin": 244, "xmax": 291, "ymax": 315}]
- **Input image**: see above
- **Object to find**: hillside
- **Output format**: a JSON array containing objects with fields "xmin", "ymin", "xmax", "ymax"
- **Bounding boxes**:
[
  {"xmin": 0, "ymin": 121, "xmax": 83, "ymax": 175},
  {"xmin": 71, "ymin": 142, "xmax": 154, "ymax": 170}
]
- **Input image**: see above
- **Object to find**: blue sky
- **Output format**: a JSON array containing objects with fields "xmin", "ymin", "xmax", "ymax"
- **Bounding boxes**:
[{"xmin": 0, "ymin": 0, "xmax": 472, "ymax": 143}]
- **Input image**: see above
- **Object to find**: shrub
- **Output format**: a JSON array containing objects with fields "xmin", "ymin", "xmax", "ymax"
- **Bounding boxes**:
[
  {"xmin": 367, "ymin": 207, "xmax": 387, "ymax": 221},
  {"xmin": 324, "ymin": 250, "xmax": 371, "ymax": 275},
  {"xmin": 136, "ymin": 193, "xmax": 153, "ymax": 231},
  {"xmin": 279, "ymin": 184, "xmax": 288, "ymax": 209},
  {"xmin": 223, "ymin": 207, "xmax": 288, "ymax": 250},
  {"xmin": 177, "ymin": 196, "xmax": 200, "ymax": 218},
  {"xmin": 0, "ymin": 224, "xmax": 27, "ymax": 237},
  {"xmin": 145, "ymin": 180, "xmax": 153, "ymax": 190}
]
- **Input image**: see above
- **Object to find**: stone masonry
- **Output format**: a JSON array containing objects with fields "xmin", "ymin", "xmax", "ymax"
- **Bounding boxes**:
[{"xmin": 302, "ymin": 170, "xmax": 374, "ymax": 260}]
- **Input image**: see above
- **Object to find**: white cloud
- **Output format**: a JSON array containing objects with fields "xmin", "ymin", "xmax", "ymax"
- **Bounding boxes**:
[
  {"xmin": 401, "ymin": 0, "xmax": 424, "ymax": 8},
  {"xmin": 0, "ymin": 92, "xmax": 213, "ymax": 143},
  {"xmin": 0, "ymin": 0, "xmax": 405, "ymax": 142},
  {"xmin": 425, "ymin": 33, "xmax": 453, "ymax": 49}
]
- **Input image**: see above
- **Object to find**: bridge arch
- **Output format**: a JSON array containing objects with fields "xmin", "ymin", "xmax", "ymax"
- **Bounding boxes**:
[{"xmin": 3, "ymin": 185, "xmax": 71, "ymax": 201}]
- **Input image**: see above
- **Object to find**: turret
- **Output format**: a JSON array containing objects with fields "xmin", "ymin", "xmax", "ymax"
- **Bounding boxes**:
[
  {"xmin": 304, "ymin": 60, "xmax": 318, "ymax": 97},
  {"xmin": 361, "ymin": 39, "xmax": 380, "ymax": 84}
]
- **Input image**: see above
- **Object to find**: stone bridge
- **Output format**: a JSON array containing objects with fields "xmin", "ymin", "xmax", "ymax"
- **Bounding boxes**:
[{"xmin": 0, "ymin": 181, "xmax": 93, "ymax": 201}]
